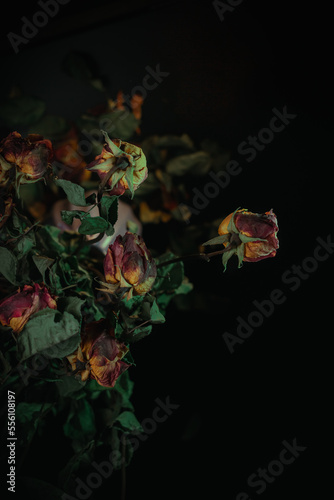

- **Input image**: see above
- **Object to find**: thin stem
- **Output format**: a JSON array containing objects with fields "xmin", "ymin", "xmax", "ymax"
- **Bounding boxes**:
[
  {"xmin": 84, "ymin": 165, "xmax": 118, "ymax": 246},
  {"xmin": 156, "ymin": 242, "xmax": 238, "ymax": 268},
  {"xmin": 127, "ymin": 319, "xmax": 152, "ymax": 335}
]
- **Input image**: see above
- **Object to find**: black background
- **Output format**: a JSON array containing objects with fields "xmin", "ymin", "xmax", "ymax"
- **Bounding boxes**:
[{"xmin": 0, "ymin": 1, "xmax": 332, "ymax": 499}]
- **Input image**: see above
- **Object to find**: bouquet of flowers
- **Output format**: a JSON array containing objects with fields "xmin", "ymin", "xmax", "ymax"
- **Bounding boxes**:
[{"xmin": 0, "ymin": 127, "xmax": 279, "ymax": 497}]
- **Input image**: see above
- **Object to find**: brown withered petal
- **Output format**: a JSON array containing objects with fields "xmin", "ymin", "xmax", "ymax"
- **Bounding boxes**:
[
  {"xmin": 0, "ymin": 131, "xmax": 53, "ymax": 183},
  {"xmin": 69, "ymin": 320, "xmax": 130, "ymax": 388}
]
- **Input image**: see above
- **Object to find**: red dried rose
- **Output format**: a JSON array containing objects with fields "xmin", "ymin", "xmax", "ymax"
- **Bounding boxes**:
[{"xmin": 0, "ymin": 283, "xmax": 57, "ymax": 333}]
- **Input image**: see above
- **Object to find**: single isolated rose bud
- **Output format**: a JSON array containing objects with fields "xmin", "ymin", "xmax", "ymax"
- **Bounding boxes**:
[
  {"xmin": 0, "ymin": 283, "xmax": 57, "ymax": 334},
  {"xmin": 0, "ymin": 131, "xmax": 53, "ymax": 185},
  {"xmin": 103, "ymin": 231, "xmax": 157, "ymax": 299},
  {"xmin": 86, "ymin": 131, "xmax": 147, "ymax": 197},
  {"xmin": 0, "ymin": 195, "xmax": 13, "ymax": 229},
  {"xmin": 203, "ymin": 208, "xmax": 279, "ymax": 270},
  {"xmin": 67, "ymin": 319, "xmax": 130, "ymax": 388}
]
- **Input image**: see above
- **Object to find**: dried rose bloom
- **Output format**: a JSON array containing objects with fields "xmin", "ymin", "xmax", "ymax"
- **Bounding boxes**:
[
  {"xmin": 103, "ymin": 231, "xmax": 157, "ymax": 299},
  {"xmin": 0, "ymin": 283, "xmax": 57, "ymax": 333},
  {"xmin": 204, "ymin": 208, "xmax": 279, "ymax": 269},
  {"xmin": 86, "ymin": 132, "xmax": 147, "ymax": 197},
  {"xmin": 67, "ymin": 319, "xmax": 130, "ymax": 388},
  {"xmin": 0, "ymin": 131, "xmax": 53, "ymax": 185}
]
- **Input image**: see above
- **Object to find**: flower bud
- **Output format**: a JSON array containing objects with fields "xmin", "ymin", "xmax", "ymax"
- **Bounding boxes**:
[
  {"xmin": 218, "ymin": 208, "xmax": 279, "ymax": 268},
  {"xmin": 86, "ymin": 132, "xmax": 147, "ymax": 197},
  {"xmin": 67, "ymin": 319, "xmax": 129, "ymax": 387},
  {"xmin": 103, "ymin": 231, "xmax": 157, "ymax": 299}
]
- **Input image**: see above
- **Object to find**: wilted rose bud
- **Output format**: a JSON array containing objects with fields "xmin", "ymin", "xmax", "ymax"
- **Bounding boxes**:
[
  {"xmin": 67, "ymin": 319, "xmax": 130, "ymax": 388},
  {"xmin": 203, "ymin": 208, "xmax": 279, "ymax": 269},
  {"xmin": 0, "ymin": 131, "xmax": 53, "ymax": 185},
  {"xmin": 103, "ymin": 231, "xmax": 157, "ymax": 299},
  {"xmin": 0, "ymin": 283, "xmax": 57, "ymax": 334},
  {"xmin": 86, "ymin": 132, "xmax": 147, "ymax": 197},
  {"xmin": 0, "ymin": 195, "xmax": 13, "ymax": 229}
]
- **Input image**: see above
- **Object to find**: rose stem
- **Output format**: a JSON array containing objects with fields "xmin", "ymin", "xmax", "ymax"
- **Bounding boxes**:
[
  {"xmin": 156, "ymin": 241, "xmax": 238, "ymax": 268},
  {"xmin": 84, "ymin": 164, "xmax": 119, "ymax": 246}
]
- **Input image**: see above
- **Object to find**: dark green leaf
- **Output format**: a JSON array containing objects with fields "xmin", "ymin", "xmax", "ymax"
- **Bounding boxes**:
[
  {"xmin": 57, "ymin": 295, "xmax": 85, "ymax": 323},
  {"xmin": 166, "ymin": 151, "xmax": 211, "ymax": 176},
  {"xmin": 0, "ymin": 96, "xmax": 45, "ymax": 128},
  {"xmin": 78, "ymin": 215, "xmax": 109, "ymax": 235},
  {"xmin": 129, "ymin": 324, "xmax": 152, "ymax": 342},
  {"xmin": 56, "ymin": 375, "xmax": 86, "ymax": 399},
  {"xmin": 16, "ymin": 232, "xmax": 35, "ymax": 257},
  {"xmin": 17, "ymin": 309, "xmax": 81, "ymax": 361},
  {"xmin": 60, "ymin": 209, "xmax": 87, "ymax": 226},
  {"xmin": 114, "ymin": 411, "xmax": 143, "ymax": 434},
  {"xmin": 32, "ymin": 255, "xmax": 55, "ymax": 282},
  {"xmin": 114, "ymin": 370, "xmax": 134, "ymax": 401},
  {"xmin": 0, "ymin": 246, "xmax": 18, "ymax": 285},
  {"xmin": 63, "ymin": 399, "xmax": 96, "ymax": 445},
  {"xmin": 16, "ymin": 402, "xmax": 52, "ymax": 445},
  {"xmin": 55, "ymin": 179, "xmax": 92, "ymax": 207},
  {"xmin": 100, "ymin": 195, "xmax": 118, "ymax": 225},
  {"xmin": 149, "ymin": 299, "xmax": 165, "ymax": 324},
  {"xmin": 36, "ymin": 225, "xmax": 65, "ymax": 255},
  {"xmin": 153, "ymin": 252, "xmax": 184, "ymax": 293}
]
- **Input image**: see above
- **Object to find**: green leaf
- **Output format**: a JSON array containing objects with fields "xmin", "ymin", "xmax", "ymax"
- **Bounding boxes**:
[
  {"xmin": 17, "ymin": 309, "xmax": 81, "ymax": 361},
  {"xmin": 16, "ymin": 402, "xmax": 52, "ymax": 445},
  {"xmin": 114, "ymin": 411, "xmax": 143, "ymax": 434},
  {"xmin": 55, "ymin": 179, "xmax": 92, "ymax": 207},
  {"xmin": 114, "ymin": 370, "xmax": 134, "ymax": 401},
  {"xmin": 36, "ymin": 225, "xmax": 65, "ymax": 255},
  {"xmin": 60, "ymin": 209, "xmax": 87, "ymax": 226},
  {"xmin": 78, "ymin": 214, "xmax": 109, "ymax": 235},
  {"xmin": 57, "ymin": 295, "xmax": 85, "ymax": 323},
  {"xmin": 56, "ymin": 375, "xmax": 86, "ymax": 398},
  {"xmin": 0, "ymin": 96, "xmax": 46, "ymax": 128},
  {"xmin": 16, "ymin": 232, "xmax": 35, "ymax": 257},
  {"xmin": 63, "ymin": 398, "xmax": 96, "ymax": 445},
  {"xmin": 100, "ymin": 195, "xmax": 118, "ymax": 236},
  {"xmin": 100, "ymin": 195, "xmax": 118, "ymax": 224},
  {"xmin": 129, "ymin": 324, "xmax": 152, "ymax": 342},
  {"xmin": 0, "ymin": 246, "xmax": 18, "ymax": 285},
  {"xmin": 32, "ymin": 255, "xmax": 55, "ymax": 282},
  {"xmin": 153, "ymin": 252, "xmax": 184, "ymax": 293},
  {"xmin": 148, "ymin": 299, "xmax": 165, "ymax": 324},
  {"xmin": 165, "ymin": 151, "xmax": 211, "ymax": 176}
]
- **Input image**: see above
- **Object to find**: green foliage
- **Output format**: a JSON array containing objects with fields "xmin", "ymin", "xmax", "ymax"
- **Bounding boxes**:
[
  {"xmin": 152, "ymin": 252, "xmax": 193, "ymax": 313},
  {"xmin": 55, "ymin": 178, "xmax": 95, "ymax": 207},
  {"xmin": 17, "ymin": 309, "xmax": 81, "ymax": 361},
  {"xmin": 0, "ymin": 125, "xmax": 201, "ymax": 493},
  {"xmin": 0, "ymin": 246, "xmax": 18, "ymax": 285}
]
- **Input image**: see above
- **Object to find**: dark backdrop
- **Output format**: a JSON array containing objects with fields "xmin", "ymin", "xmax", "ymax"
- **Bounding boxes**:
[{"xmin": 1, "ymin": 1, "xmax": 332, "ymax": 499}]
